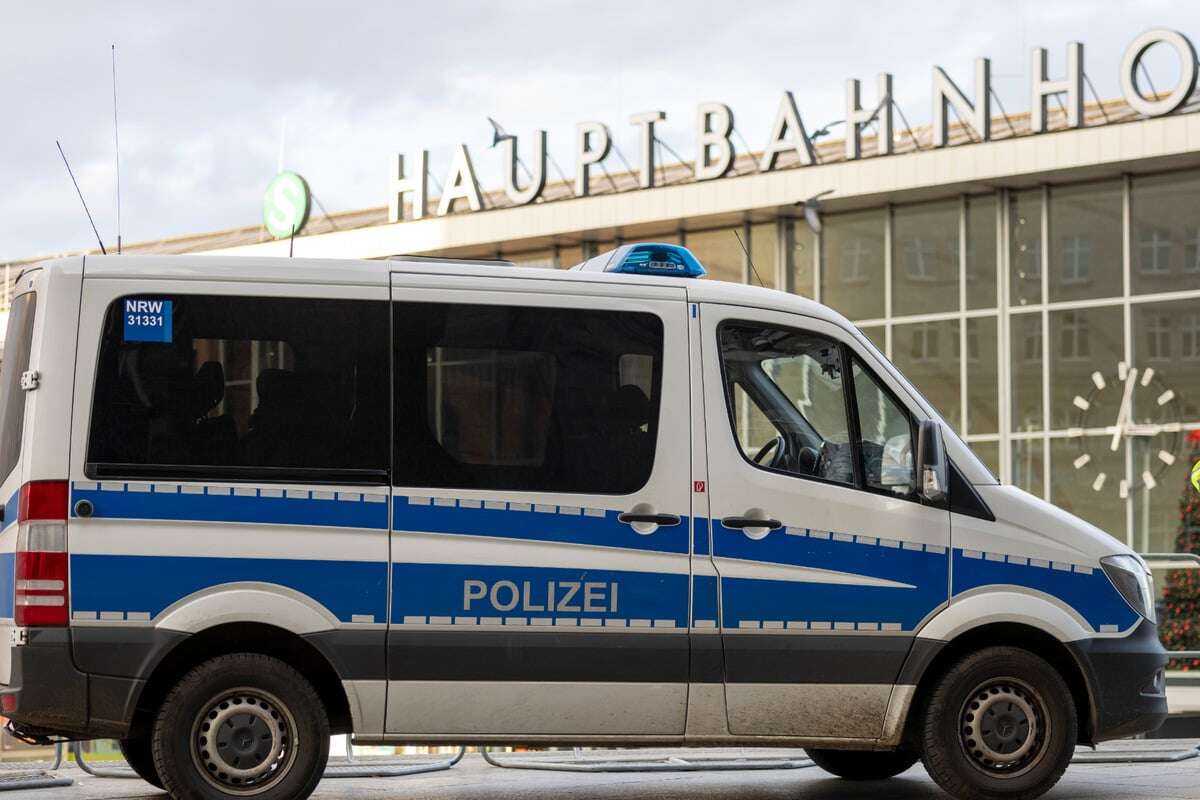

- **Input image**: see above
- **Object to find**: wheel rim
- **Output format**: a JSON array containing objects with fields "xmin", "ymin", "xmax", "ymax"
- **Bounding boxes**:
[
  {"xmin": 190, "ymin": 687, "xmax": 298, "ymax": 796},
  {"xmin": 959, "ymin": 677, "xmax": 1050, "ymax": 778}
]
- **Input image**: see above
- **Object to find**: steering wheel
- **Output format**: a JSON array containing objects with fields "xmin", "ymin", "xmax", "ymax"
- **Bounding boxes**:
[{"xmin": 753, "ymin": 435, "xmax": 786, "ymax": 467}]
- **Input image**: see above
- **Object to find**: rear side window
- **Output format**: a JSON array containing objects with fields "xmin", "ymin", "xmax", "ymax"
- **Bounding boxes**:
[
  {"xmin": 0, "ymin": 292, "xmax": 37, "ymax": 480},
  {"xmin": 87, "ymin": 294, "xmax": 389, "ymax": 482},
  {"xmin": 394, "ymin": 302, "xmax": 664, "ymax": 494}
]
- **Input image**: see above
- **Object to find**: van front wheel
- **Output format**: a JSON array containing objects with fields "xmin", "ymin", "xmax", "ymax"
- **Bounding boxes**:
[
  {"xmin": 920, "ymin": 646, "xmax": 1076, "ymax": 800},
  {"xmin": 151, "ymin": 654, "xmax": 330, "ymax": 800},
  {"xmin": 805, "ymin": 748, "xmax": 918, "ymax": 779}
]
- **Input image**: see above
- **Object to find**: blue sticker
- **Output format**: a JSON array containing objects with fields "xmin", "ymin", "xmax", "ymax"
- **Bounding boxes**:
[{"xmin": 123, "ymin": 299, "xmax": 173, "ymax": 343}]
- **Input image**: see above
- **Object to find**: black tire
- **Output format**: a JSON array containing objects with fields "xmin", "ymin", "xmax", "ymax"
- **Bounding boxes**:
[
  {"xmin": 806, "ymin": 748, "xmax": 919, "ymax": 780},
  {"xmin": 920, "ymin": 646, "xmax": 1077, "ymax": 800},
  {"xmin": 151, "ymin": 654, "xmax": 330, "ymax": 800},
  {"xmin": 118, "ymin": 734, "xmax": 164, "ymax": 789}
]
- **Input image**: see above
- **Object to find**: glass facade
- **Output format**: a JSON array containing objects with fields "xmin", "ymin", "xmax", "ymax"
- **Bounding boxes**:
[
  {"xmin": 685, "ymin": 170, "xmax": 1200, "ymax": 562},
  {"xmin": 497, "ymin": 169, "xmax": 1200, "ymax": 576}
]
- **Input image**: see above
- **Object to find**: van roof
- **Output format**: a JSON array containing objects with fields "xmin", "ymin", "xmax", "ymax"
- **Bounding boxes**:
[{"xmin": 48, "ymin": 253, "xmax": 854, "ymax": 329}]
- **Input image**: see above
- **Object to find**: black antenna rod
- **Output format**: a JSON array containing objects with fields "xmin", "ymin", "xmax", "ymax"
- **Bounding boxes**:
[
  {"xmin": 56, "ymin": 140, "xmax": 107, "ymax": 255},
  {"xmin": 289, "ymin": 224, "xmax": 296, "ymax": 257},
  {"xmin": 732, "ymin": 227, "xmax": 765, "ymax": 287},
  {"xmin": 111, "ymin": 44, "xmax": 122, "ymax": 254}
]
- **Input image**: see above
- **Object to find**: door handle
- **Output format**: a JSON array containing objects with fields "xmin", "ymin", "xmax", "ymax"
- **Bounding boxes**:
[
  {"xmin": 618, "ymin": 512, "xmax": 682, "ymax": 527},
  {"xmin": 721, "ymin": 516, "xmax": 783, "ymax": 531}
]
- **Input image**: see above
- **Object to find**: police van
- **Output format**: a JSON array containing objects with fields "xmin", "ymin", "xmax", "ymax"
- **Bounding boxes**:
[{"xmin": 0, "ymin": 244, "xmax": 1166, "ymax": 800}]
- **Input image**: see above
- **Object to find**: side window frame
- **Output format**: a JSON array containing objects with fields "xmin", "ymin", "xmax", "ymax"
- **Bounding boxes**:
[{"xmin": 717, "ymin": 317, "xmax": 941, "ymax": 508}]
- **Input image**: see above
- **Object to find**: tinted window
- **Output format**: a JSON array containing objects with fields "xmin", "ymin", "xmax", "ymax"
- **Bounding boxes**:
[
  {"xmin": 718, "ymin": 322, "xmax": 854, "ymax": 484},
  {"xmin": 0, "ymin": 293, "xmax": 36, "ymax": 480},
  {"xmin": 393, "ymin": 303, "xmax": 663, "ymax": 494},
  {"xmin": 87, "ymin": 295, "xmax": 389, "ymax": 481}
]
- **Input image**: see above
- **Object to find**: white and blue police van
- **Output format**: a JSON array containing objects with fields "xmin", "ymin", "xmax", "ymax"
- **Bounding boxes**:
[{"xmin": 0, "ymin": 244, "xmax": 1166, "ymax": 800}]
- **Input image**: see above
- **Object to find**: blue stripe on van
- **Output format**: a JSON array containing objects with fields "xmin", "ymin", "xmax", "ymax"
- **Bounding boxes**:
[
  {"xmin": 952, "ymin": 550, "xmax": 1139, "ymax": 633},
  {"xmin": 71, "ymin": 484, "xmax": 388, "ymax": 530},
  {"xmin": 721, "ymin": 575, "xmax": 944, "ymax": 632},
  {"xmin": 714, "ymin": 521, "xmax": 945, "ymax": 588},
  {"xmin": 692, "ymin": 517, "xmax": 709, "ymax": 556},
  {"xmin": 2, "ymin": 490, "xmax": 18, "ymax": 532},
  {"xmin": 391, "ymin": 562, "xmax": 688, "ymax": 628},
  {"xmin": 392, "ymin": 499, "xmax": 690, "ymax": 555},
  {"xmin": 691, "ymin": 574, "xmax": 718, "ymax": 625},
  {"xmin": 0, "ymin": 552, "xmax": 12, "ymax": 619},
  {"xmin": 70, "ymin": 554, "xmax": 387, "ymax": 623}
]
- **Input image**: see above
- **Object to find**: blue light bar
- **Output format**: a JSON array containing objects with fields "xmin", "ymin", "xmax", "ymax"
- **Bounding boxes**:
[
  {"xmin": 571, "ymin": 242, "xmax": 707, "ymax": 277},
  {"xmin": 611, "ymin": 243, "xmax": 706, "ymax": 277}
]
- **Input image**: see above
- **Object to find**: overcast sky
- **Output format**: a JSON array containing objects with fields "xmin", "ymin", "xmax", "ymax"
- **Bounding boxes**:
[{"xmin": 3, "ymin": 1, "xmax": 1200, "ymax": 261}]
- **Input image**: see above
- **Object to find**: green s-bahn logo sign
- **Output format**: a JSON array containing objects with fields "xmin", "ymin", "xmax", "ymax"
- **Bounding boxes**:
[{"xmin": 263, "ymin": 171, "xmax": 311, "ymax": 240}]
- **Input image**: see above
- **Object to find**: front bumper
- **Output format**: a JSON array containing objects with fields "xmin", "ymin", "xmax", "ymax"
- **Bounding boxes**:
[
  {"xmin": 0, "ymin": 628, "xmax": 140, "ymax": 739},
  {"xmin": 1069, "ymin": 619, "xmax": 1169, "ymax": 743}
]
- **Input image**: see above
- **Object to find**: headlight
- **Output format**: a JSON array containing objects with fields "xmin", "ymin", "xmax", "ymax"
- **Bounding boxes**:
[{"xmin": 1100, "ymin": 554, "xmax": 1156, "ymax": 624}]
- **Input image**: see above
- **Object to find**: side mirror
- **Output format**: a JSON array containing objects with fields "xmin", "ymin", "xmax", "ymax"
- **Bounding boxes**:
[{"xmin": 916, "ymin": 419, "xmax": 948, "ymax": 503}]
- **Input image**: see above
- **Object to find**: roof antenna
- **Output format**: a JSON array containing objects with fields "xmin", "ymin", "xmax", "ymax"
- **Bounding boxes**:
[
  {"xmin": 732, "ymin": 227, "xmax": 765, "ymax": 287},
  {"xmin": 289, "ymin": 224, "xmax": 295, "ymax": 257},
  {"xmin": 111, "ymin": 44, "xmax": 122, "ymax": 254},
  {"xmin": 56, "ymin": 140, "xmax": 107, "ymax": 255}
]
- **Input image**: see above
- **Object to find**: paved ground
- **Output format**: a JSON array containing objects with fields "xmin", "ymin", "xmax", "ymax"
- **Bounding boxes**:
[{"xmin": 2, "ymin": 743, "xmax": 1199, "ymax": 800}]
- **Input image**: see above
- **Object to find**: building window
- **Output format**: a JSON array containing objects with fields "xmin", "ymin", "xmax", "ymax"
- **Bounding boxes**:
[
  {"xmin": 1137, "ymin": 228, "xmax": 1171, "ymax": 275},
  {"xmin": 910, "ymin": 323, "xmax": 940, "ymax": 362},
  {"xmin": 1131, "ymin": 171, "xmax": 1200, "ymax": 294},
  {"xmin": 1060, "ymin": 235, "xmax": 1091, "ymax": 284},
  {"xmin": 903, "ymin": 237, "xmax": 939, "ymax": 281},
  {"xmin": 1183, "ymin": 312, "xmax": 1200, "ymax": 359},
  {"xmin": 1058, "ymin": 311, "xmax": 1089, "ymax": 361},
  {"xmin": 822, "ymin": 209, "xmax": 885, "ymax": 320},
  {"xmin": 1022, "ymin": 322, "xmax": 1042, "ymax": 362},
  {"xmin": 1185, "ymin": 226, "xmax": 1200, "ymax": 274},
  {"xmin": 948, "ymin": 320, "xmax": 980, "ymax": 362},
  {"xmin": 1146, "ymin": 315, "xmax": 1172, "ymax": 361},
  {"xmin": 841, "ymin": 237, "xmax": 871, "ymax": 283}
]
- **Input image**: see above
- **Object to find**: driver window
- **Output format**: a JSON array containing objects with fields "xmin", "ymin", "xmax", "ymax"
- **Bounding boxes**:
[
  {"xmin": 719, "ymin": 323, "xmax": 854, "ymax": 484},
  {"xmin": 731, "ymin": 383, "xmax": 780, "ymax": 459},
  {"xmin": 852, "ymin": 359, "xmax": 916, "ymax": 495}
]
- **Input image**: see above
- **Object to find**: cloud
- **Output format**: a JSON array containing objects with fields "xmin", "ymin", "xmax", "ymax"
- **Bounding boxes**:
[{"xmin": 3, "ymin": 0, "xmax": 1199, "ymax": 259}]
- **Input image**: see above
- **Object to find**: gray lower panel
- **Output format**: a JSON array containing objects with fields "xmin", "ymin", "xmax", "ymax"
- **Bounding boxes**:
[
  {"xmin": 725, "ymin": 683, "xmax": 892, "ymax": 739},
  {"xmin": 386, "ymin": 681, "xmax": 687, "ymax": 736}
]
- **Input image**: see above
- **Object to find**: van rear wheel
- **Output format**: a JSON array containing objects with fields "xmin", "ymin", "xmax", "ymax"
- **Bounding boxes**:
[
  {"xmin": 151, "ymin": 654, "xmax": 329, "ymax": 800},
  {"xmin": 118, "ymin": 734, "xmax": 163, "ymax": 789},
  {"xmin": 806, "ymin": 748, "xmax": 918, "ymax": 780},
  {"xmin": 919, "ymin": 646, "xmax": 1076, "ymax": 800}
]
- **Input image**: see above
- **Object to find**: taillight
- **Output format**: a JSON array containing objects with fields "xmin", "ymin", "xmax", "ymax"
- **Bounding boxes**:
[{"xmin": 14, "ymin": 480, "xmax": 69, "ymax": 627}]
